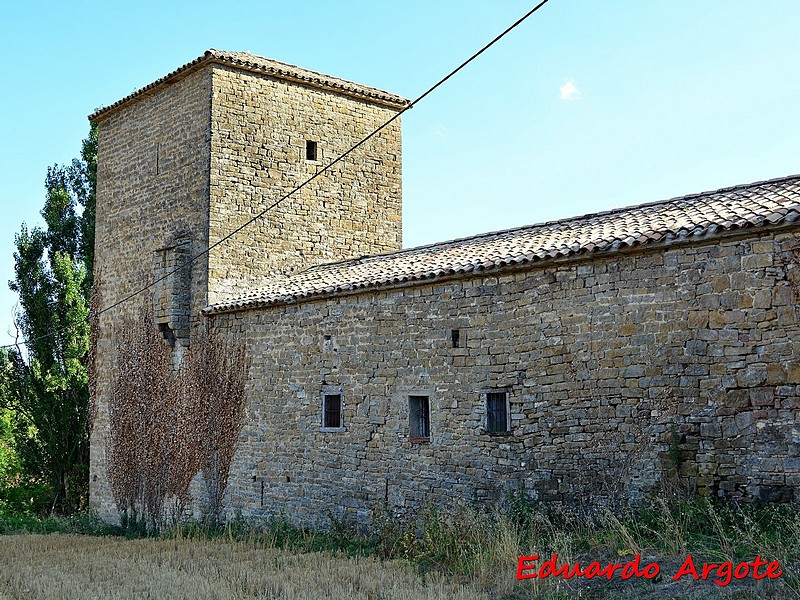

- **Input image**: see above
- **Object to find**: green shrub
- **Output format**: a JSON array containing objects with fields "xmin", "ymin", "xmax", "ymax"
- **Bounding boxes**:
[
  {"xmin": 0, "ymin": 481, "xmax": 52, "ymax": 517},
  {"xmin": 0, "ymin": 510, "xmax": 124, "ymax": 536}
]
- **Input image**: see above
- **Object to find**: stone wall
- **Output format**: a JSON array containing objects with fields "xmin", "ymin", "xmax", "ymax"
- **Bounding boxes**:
[
  {"xmin": 89, "ymin": 52, "xmax": 799, "ymax": 527},
  {"xmin": 90, "ymin": 68, "xmax": 213, "ymax": 520},
  {"xmin": 211, "ymin": 228, "xmax": 800, "ymax": 527},
  {"xmin": 207, "ymin": 64, "xmax": 403, "ymax": 304},
  {"xmin": 90, "ymin": 59, "xmax": 405, "ymax": 521}
]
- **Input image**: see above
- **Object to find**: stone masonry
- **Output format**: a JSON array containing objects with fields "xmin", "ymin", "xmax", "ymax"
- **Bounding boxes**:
[
  {"xmin": 207, "ymin": 60, "xmax": 403, "ymax": 303},
  {"xmin": 90, "ymin": 66, "xmax": 212, "ymax": 519},
  {"xmin": 207, "ymin": 227, "xmax": 800, "ymax": 526},
  {"xmin": 89, "ymin": 50, "xmax": 800, "ymax": 526},
  {"xmin": 89, "ymin": 50, "xmax": 405, "ymax": 521}
]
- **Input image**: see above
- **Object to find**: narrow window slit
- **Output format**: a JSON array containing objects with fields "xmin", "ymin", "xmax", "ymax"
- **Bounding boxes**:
[
  {"xmin": 306, "ymin": 140, "xmax": 318, "ymax": 161},
  {"xmin": 409, "ymin": 395, "xmax": 430, "ymax": 441}
]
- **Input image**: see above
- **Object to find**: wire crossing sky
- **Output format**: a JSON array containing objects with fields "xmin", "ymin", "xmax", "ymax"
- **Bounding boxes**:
[
  {"xmin": 87, "ymin": 0, "xmax": 552, "ymax": 329},
  {"xmin": 2, "ymin": 1, "xmax": 800, "ymax": 344},
  {"xmin": 0, "ymin": 0, "xmax": 553, "ymax": 351}
]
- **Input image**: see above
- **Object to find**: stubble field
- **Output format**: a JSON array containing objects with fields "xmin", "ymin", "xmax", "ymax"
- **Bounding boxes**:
[
  {"xmin": 1, "ymin": 497, "xmax": 799, "ymax": 599},
  {"xmin": 0, "ymin": 534, "xmax": 494, "ymax": 600}
]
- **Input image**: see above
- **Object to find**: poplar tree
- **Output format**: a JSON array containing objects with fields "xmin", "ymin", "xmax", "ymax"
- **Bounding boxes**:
[{"xmin": 0, "ymin": 125, "xmax": 97, "ymax": 513}]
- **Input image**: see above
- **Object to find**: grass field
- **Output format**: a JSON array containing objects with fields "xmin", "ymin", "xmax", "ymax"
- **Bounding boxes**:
[
  {"xmin": 0, "ymin": 497, "xmax": 798, "ymax": 599},
  {"xmin": 0, "ymin": 532, "xmax": 797, "ymax": 599},
  {"xmin": 0, "ymin": 534, "xmax": 496, "ymax": 600}
]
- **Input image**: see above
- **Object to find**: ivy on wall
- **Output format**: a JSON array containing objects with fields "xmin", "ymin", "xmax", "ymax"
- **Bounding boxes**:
[
  {"xmin": 87, "ymin": 272, "xmax": 102, "ymax": 435},
  {"xmin": 183, "ymin": 330, "xmax": 248, "ymax": 520},
  {"xmin": 108, "ymin": 309, "xmax": 247, "ymax": 528}
]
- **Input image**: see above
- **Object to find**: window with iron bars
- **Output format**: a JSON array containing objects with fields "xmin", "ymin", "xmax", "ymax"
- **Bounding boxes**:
[
  {"xmin": 409, "ymin": 395, "xmax": 430, "ymax": 441},
  {"xmin": 321, "ymin": 387, "xmax": 344, "ymax": 432},
  {"xmin": 486, "ymin": 391, "xmax": 509, "ymax": 434}
]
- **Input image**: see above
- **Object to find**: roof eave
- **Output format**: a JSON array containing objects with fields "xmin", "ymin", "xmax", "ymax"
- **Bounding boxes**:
[
  {"xmin": 202, "ymin": 216, "xmax": 800, "ymax": 317},
  {"xmin": 89, "ymin": 50, "xmax": 410, "ymax": 123}
]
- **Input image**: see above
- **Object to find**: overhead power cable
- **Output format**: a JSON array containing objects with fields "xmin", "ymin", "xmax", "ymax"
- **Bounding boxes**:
[{"xmin": 2, "ymin": 0, "xmax": 551, "ymax": 351}]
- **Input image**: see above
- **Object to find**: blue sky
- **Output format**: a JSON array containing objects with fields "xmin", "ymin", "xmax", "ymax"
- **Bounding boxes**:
[{"xmin": 2, "ymin": 1, "xmax": 800, "ymax": 344}]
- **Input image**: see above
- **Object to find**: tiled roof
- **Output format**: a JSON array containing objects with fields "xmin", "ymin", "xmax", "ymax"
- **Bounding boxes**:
[
  {"xmin": 204, "ymin": 175, "xmax": 800, "ymax": 315},
  {"xmin": 90, "ymin": 49, "xmax": 409, "ymax": 122}
]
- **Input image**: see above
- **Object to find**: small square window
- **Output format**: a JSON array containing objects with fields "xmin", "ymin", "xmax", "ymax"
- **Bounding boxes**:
[
  {"xmin": 322, "ymin": 392, "xmax": 343, "ymax": 430},
  {"xmin": 306, "ymin": 140, "xmax": 318, "ymax": 161},
  {"xmin": 486, "ymin": 392, "xmax": 509, "ymax": 434},
  {"xmin": 409, "ymin": 395, "xmax": 430, "ymax": 441}
]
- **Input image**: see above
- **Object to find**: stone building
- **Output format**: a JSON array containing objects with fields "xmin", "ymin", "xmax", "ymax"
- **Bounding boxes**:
[{"xmin": 89, "ymin": 50, "xmax": 800, "ymax": 526}]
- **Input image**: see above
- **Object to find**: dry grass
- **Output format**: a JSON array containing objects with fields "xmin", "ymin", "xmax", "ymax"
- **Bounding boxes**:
[
  {"xmin": 0, "ymin": 534, "xmax": 497, "ymax": 600},
  {"xmin": 1, "ymin": 497, "xmax": 798, "ymax": 599}
]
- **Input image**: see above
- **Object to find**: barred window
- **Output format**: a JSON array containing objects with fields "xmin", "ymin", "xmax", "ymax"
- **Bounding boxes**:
[
  {"xmin": 321, "ymin": 387, "xmax": 344, "ymax": 432},
  {"xmin": 323, "ymin": 394, "xmax": 341, "ymax": 428},
  {"xmin": 409, "ymin": 395, "xmax": 430, "ymax": 441},
  {"xmin": 486, "ymin": 392, "xmax": 509, "ymax": 433}
]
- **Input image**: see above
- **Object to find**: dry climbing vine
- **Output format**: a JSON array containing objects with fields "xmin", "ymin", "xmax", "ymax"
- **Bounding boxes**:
[
  {"xmin": 182, "ymin": 329, "xmax": 248, "ymax": 520},
  {"xmin": 87, "ymin": 270, "xmax": 102, "ymax": 434},
  {"xmin": 108, "ymin": 309, "xmax": 247, "ymax": 528}
]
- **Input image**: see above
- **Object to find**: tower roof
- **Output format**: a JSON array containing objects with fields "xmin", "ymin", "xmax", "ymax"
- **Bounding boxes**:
[{"xmin": 89, "ymin": 49, "xmax": 409, "ymax": 122}]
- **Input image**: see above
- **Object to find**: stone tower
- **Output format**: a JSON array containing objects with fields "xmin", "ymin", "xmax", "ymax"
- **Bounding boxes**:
[{"xmin": 88, "ymin": 50, "xmax": 407, "ymax": 519}]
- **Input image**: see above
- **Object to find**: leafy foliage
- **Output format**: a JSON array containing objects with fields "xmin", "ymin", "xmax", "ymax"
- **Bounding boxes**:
[
  {"xmin": 0, "ymin": 510, "xmax": 124, "ymax": 536},
  {"xmin": 0, "ymin": 406, "xmax": 22, "ymax": 494},
  {"xmin": 0, "ymin": 124, "xmax": 97, "ymax": 514}
]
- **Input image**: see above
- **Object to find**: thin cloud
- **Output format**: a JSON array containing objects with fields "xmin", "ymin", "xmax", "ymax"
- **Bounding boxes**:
[{"xmin": 559, "ymin": 80, "xmax": 580, "ymax": 101}]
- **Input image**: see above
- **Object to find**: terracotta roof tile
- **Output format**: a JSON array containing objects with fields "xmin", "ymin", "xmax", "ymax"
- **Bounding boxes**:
[
  {"xmin": 204, "ymin": 174, "xmax": 800, "ymax": 315},
  {"xmin": 90, "ymin": 49, "xmax": 409, "ymax": 122}
]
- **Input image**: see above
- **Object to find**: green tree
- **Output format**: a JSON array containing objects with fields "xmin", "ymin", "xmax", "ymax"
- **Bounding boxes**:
[
  {"xmin": 0, "ymin": 124, "xmax": 97, "ymax": 514},
  {"xmin": 0, "ymin": 405, "xmax": 21, "ymax": 488}
]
